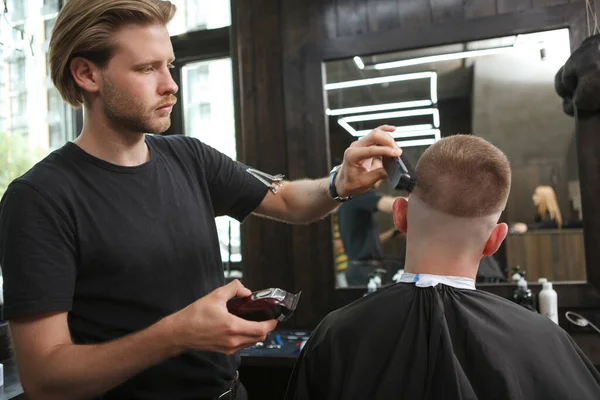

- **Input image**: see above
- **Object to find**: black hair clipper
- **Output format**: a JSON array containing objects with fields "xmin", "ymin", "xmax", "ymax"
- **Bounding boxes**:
[
  {"xmin": 382, "ymin": 154, "xmax": 417, "ymax": 193},
  {"xmin": 227, "ymin": 288, "xmax": 301, "ymax": 322}
]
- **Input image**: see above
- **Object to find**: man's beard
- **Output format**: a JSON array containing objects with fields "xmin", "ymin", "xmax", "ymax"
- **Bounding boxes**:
[{"xmin": 103, "ymin": 77, "xmax": 173, "ymax": 135}]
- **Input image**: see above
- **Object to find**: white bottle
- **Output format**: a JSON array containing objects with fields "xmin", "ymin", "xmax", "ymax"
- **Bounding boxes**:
[
  {"xmin": 539, "ymin": 281, "xmax": 558, "ymax": 324},
  {"xmin": 373, "ymin": 275, "xmax": 382, "ymax": 288},
  {"xmin": 367, "ymin": 278, "xmax": 377, "ymax": 294}
]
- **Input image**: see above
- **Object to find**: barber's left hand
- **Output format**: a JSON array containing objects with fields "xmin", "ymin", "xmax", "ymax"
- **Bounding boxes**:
[{"xmin": 335, "ymin": 125, "xmax": 401, "ymax": 197}]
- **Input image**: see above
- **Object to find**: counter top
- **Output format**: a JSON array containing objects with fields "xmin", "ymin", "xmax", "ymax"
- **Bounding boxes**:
[
  {"xmin": 508, "ymin": 228, "xmax": 583, "ymax": 236},
  {"xmin": 240, "ymin": 329, "xmax": 310, "ymax": 368}
]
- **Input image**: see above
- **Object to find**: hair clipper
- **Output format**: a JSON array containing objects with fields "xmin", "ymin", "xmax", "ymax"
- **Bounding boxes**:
[
  {"xmin": 382, "ymin": 154, "xmax": 417, "ymax": 192},
  {"xmin": 226, "ymin": 288, "xmax": 302, "ymax": 322}
]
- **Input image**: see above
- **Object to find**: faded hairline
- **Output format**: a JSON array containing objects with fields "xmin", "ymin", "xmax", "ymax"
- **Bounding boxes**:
[
  {"xmin": 409, "ymin": 194, "xmax": 503, "ymax": 224},
  {"xmin": 407, "ymin": 194, "xmax": 502, "ymax": 242}
]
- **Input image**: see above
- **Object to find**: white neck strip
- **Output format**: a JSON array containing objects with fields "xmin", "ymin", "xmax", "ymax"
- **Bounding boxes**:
[{"xmin": 399, "ymin": 272, "xmax": 476, "ymax": 290}]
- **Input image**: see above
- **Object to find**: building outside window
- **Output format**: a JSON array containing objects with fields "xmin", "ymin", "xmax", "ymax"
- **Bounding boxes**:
[
  {"xmin": 181, "ymin": 57, "xmax": 239, "ymax": 263},
  {"xmin": 8, "ymin": 0, "xmax": 26, "ymax": 22},
  {"xmin": 9, "ymin": 57, "xmax": 26, "ymax": 91},
  {"xmin": 42, "ymin": 0, "xmax": 60, "ymax": 16},
  {"xmin": 167, "ymin": 0, "xmax": 230, "ymax": 36},
  {"xmin": 167, "ymin": 0, "xmax": 238, "ymax": 265},
  {"xmin": 44, "ymin": 18, "xmax": 56, "ymax": 42},
  {"xmin": 0, "ymin": 1, "xmax": 73, "ymax": 198}
]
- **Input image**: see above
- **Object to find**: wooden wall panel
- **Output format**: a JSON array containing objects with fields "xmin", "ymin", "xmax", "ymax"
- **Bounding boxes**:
[
  {"xmin": 367, "ymin": 0, "xmax": 400, "ymax": 32},
  {"xmin": 231, "ymin": 0, "xmax": 294, "ymax": 295},
  {"xmin": 577, "ymin": 113, "xmax": 600, "ymax": 306},
  {"xmin": 336, "ymin": 0, "xmax": 369, "ymax": 37},
  {"xmin": 323, "ymin": 2, "xmax": 338, "ymax": 39},
  {"xmin": 533, "ymin": 0, "xmax": 572, "ymax": 7},
  {"xmin": 505, "ymin": 230, "xmax": 587, "ymax": 281},
  {"xmin": 497, "ymin": 0, "xmax": 533, "ymax": 14},
  {"xmin": 397, "ymin": 0, "xmax": 432, "ymax": 29},
  {"xmin": 429, "ymin": 0, "xmax": 465, "ymax": 22},
  {"xmin": 322, "ymin": 3, "xmax": 585, "ymax": 61},
  {"xmin": 464, "ymin": 0, "xmax": 496, "ymax": 19}
]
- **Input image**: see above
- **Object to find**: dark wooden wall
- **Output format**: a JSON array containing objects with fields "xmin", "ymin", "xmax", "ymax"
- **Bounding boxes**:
[{"xmin": 231, "ymin": 0, "xmax": 600, "ymax": 362}]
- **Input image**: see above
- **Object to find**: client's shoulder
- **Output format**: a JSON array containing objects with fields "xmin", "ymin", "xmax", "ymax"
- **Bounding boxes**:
[
  {"xmin": 470, "ymin": 289, "xmax": 567, "ymax": 335},
  {"xmin": 313, "ymin": 283, "xmax": 417, "ymax": 340}
]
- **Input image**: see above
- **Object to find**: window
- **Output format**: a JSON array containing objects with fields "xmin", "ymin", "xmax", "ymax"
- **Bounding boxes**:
[
  {"xmin": 11, "ymin": 24, "xmax": 25, "ymax": 46},
  {"xmin": 0, "ymin": 2, "xmax": 74, "ymax": 199},
  {"xmin": 0, "ymin": 64, "xmax": 6, "ymax": 132},
  {"xmin": 168, "ymin": 9, "xmax": 235, "ymax": 267},
  {"xmin": 44, "ymin": 18, "xmax": 56, "ymax": 42},
  {"xmin": 182, "ymin": 59, "xmax": 235, "ymax": 158},
  {"xmin": 185, "ymin": 0, "xmax": 208, "ymax": 31},
  {"xmin": 181, "ymin": 58, "xmax": 239, "ymax": 262},
  {"xmin": 49, "ymin": 123, "xmax": 67, "ymax": 150},
  {"xmin": 10, "ymin": 93, "xmax": 28, "ymax": 132},
  {"xmin": 47, "ymin": 87, "xmax": 62, "ymax": 123},
  {"xmin": 167, "ymin": 0, "xmax": 231, "ymax": 36},
  {"xmin": 47, "ymin": 88, "xmax": 70, "ymax": 150},
  {"xmin": 198, "ymin": 103, "xmax": 211, "ymax": 120},
  {"xmin": 8, "ymin": 0, "xmax": 26, "ymax": 21},
  {"xmin": 9, "ymin": 57, "xmax": 26, "ymax": 90},
  {"xmin": 187, "ymin": 64, "xmax": 209, "ymax": 89},
  {"xmin": 42, "ymin": 0, "xmax": 60, "ymax": 16}
]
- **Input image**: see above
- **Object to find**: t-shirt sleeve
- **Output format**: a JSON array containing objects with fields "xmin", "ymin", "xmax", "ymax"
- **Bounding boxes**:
[
  {"xmin": 350, "ymin": 190, "xmax": 382, "ymax": 212},
  {"xmin": 0, "ymin": 182, "xmax": 77, "ymax": 320},
  {"xmin": 191, "ymin": 138, "xmax": 269, "ymax": 222}
]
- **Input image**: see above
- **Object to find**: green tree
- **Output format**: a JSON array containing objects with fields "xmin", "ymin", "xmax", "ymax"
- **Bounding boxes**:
[{"xmin": 0, "ymin": 132, "xmax": 45, "ymax": 199}]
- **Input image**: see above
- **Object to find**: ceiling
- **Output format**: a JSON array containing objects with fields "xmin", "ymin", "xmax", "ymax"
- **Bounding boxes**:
[{"xmin": 323, "ymin": 30, "xmax": 568, "ymax": 111}]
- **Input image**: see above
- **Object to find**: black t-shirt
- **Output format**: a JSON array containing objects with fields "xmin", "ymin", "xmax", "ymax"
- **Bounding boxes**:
[
  {"xmin": 338, "ymin": 189, "xmax": 383, "ymax": 261},
  {"xmin": 0, "ymin": 134, "xmax": 268, "ymax": 399}
]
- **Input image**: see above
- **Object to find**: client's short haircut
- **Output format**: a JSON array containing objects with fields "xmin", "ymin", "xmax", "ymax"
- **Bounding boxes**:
[{"xmin": 413, "ymin": 134, "xmax": 511, "ymax": 217}]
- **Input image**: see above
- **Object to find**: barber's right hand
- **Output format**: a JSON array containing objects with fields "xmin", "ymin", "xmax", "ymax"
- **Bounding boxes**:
[{"xmin": 170, "ymin": 279, "xmax": 278, "ymax": 355}]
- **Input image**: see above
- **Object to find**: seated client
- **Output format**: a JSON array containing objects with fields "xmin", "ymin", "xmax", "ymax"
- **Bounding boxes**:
[{"xmin": 285, "ymin": 135, "xmax": 600, "ymax": 400}]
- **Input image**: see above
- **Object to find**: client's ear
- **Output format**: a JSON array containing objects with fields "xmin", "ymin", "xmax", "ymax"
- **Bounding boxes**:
[
  {"xmin": 483, "ymin": 223, "xmax": 508, "ymax": 256},
  {"xmin": 392, "ymin": 197, "xmax": 408, "ymax": 233}
]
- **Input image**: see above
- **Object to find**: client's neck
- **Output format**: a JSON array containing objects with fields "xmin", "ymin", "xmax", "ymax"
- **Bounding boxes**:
[
  {"xmin": 403, "ymin": 241, "xmax": 480, "ymax": 280},
  {"xmin": 401, "ymin": 195, "xmax": 499, "ymax": 280}
]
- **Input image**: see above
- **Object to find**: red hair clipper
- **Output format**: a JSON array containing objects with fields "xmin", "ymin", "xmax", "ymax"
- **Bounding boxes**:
[{"xmin": 226, "ymin": 288, "xmax": 301, "ymax": 322}]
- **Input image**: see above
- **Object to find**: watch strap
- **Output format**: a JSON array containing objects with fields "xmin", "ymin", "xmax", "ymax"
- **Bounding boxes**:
[{"xmin": 329, "ymin": 166, "xmax": 352, "ymax": 202}]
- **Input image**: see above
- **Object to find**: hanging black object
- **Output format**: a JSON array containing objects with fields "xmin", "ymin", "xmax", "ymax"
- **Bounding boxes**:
[{"xmin": 555, "ymin": 34, "xmax": 600, "ymax": 116}]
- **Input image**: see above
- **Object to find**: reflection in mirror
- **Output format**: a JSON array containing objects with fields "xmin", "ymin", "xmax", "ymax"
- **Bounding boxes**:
[{"xmin": 325, "ymin": 29, "xmax": 584, "ymax": 288}]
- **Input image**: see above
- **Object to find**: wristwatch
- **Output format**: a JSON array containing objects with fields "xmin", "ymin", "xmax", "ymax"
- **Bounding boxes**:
[{"xmin": 329, "ymin": 165, "xmax": 352, "ymax": 202}]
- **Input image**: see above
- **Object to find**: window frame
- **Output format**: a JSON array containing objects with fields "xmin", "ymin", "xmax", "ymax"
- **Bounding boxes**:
[
  {"xmin": 165, "ymin": 26, "xmax": 230, "ymax": 136},
  {"xmin": 166, "ymin": 25, "xmax": 243, "ymax": 272}
]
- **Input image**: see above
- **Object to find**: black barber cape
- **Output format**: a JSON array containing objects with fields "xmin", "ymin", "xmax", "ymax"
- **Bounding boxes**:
[{"xmin": 285, "ymin": 282, "xmax": 600, "ymax": 400}]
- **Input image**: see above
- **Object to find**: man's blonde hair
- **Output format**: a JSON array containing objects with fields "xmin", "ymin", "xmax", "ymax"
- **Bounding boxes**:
[
  {"xmin": 49, "ymin": 0, "xmax": 177, "ymax": 108},
  {"xmin": 413, "ymin": 135, "xmax": 511, "ymax": 217}
]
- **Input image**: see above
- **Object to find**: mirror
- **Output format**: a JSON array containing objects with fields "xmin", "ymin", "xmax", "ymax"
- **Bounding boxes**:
[{"xmin": 325, "ymin": 29, "xmax": 585, "ymax": 288}]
